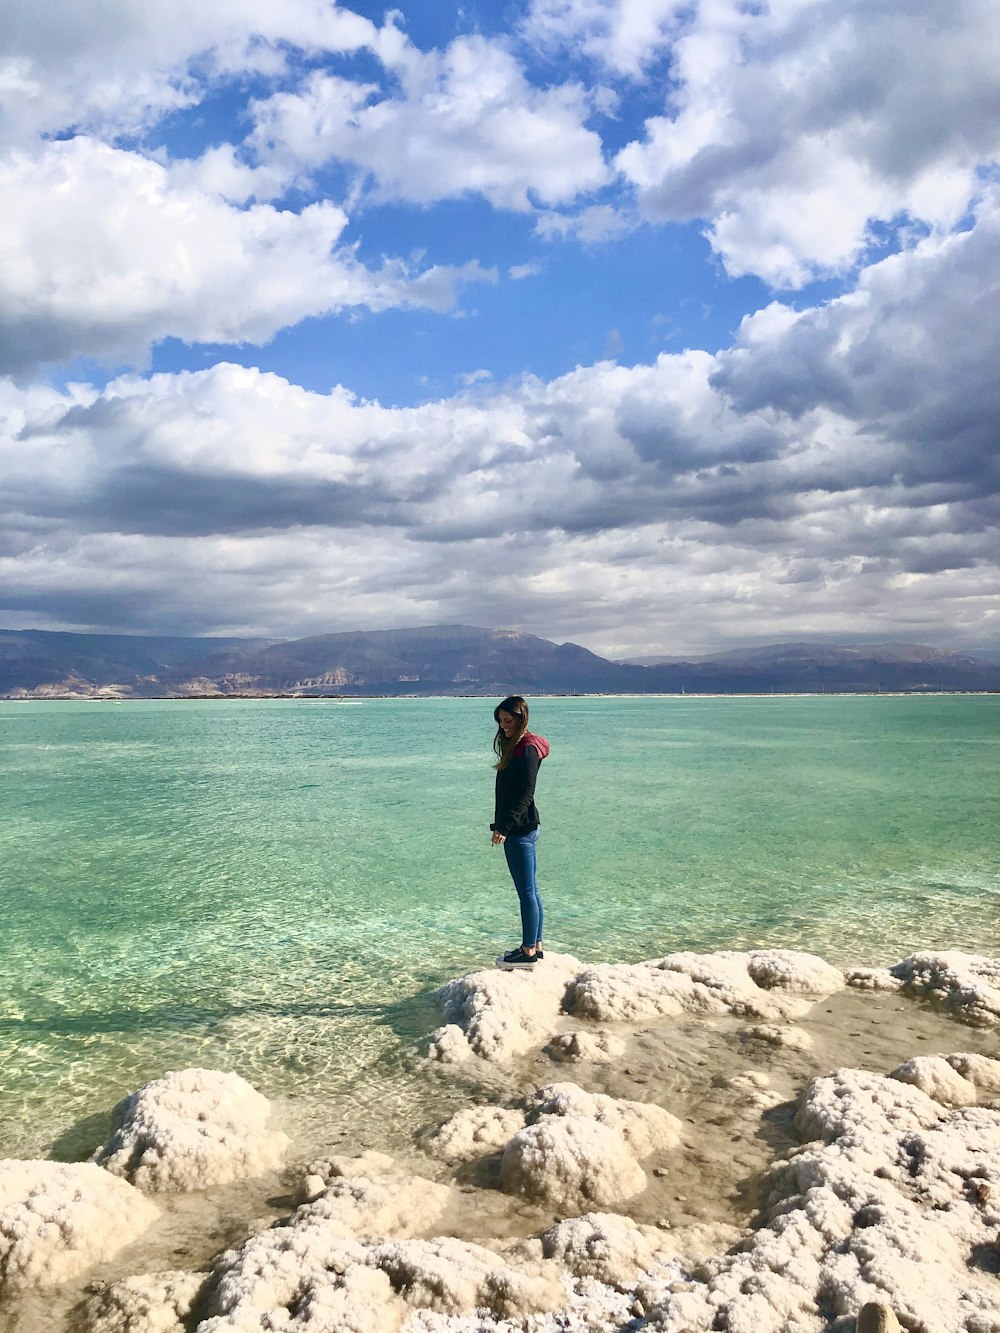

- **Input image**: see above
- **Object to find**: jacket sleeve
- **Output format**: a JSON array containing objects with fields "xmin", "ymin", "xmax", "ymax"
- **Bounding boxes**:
[{"xmin": 501, "ymin": 745, "xmax": 539, "ymax": 833}]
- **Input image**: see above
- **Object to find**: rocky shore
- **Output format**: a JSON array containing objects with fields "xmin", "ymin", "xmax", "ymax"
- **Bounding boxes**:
[{"xmin": 2, "ymin": 949, "xmax": 999, "ymax": 1332}]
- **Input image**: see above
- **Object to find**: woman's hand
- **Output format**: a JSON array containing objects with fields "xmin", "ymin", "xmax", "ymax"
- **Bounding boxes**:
[{"xmin": 491, "ymin": 831, "xmax": 506, "ymax": 845}]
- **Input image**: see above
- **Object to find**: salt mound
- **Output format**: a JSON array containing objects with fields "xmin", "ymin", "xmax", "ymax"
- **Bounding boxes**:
[
  {"xmin": 946, "ymin": 1051, "xmax": 1000, "ymax": 1093},
  {"xmin": 92, "ymin": 1067, "xmax": 290, "ymax": 1191},
  {"xmin": 844, "ymin": 967, "xmax": 903, "ymax": 992},
  {"xmin": 200, "ymin": 1227, "xmax": 402, "ymax": 1333},
  {"xmin": 890, "ymin": 1051, "xmax": 1000, "ymax": 1106},
  {"xmin": 300, "ymin": 1172, "xmax": 453, "ymax": 1240},
  {"xmin": 541, "ymin": 1212, "xmax": 664, "ymax": 1287},
  {"xmin": 429, "ymin": 954, "xmax": 581, "ymax": 1063},
  {"xmin": 197, "ymin": 1214, "xmax": 562, "ymax": 1330},
  {"xmin": 0, "ymin": 1161, "xmax": 159, "ymax": 1293},
  {"xmin": 425, "ymin": 1106, "xmax": 527, "ymax": 1163},
  {"xmin": 501, "ymin": 1115, "xmax": 647, "ymax": 1209},
  {"xmin": 564, "ymin": 949, "xmax": 842, "ymax": 1024},
  {"xmin": 523, "ymin": 1081, "xmax": 683, "ymax": 1156},
  {"xmin": 370, "ymin": 1236, "xmax": 563, "ymax": 1318},
  {"xmin": 545, "ymin": 1029, "xmax": 625, "ymax": 1062},
  {"xmin": 82, "ymin": 1270, "xmax": 205, "ymax": 1333},
  {"xmin": 890, "ymin": 1055, "xmax": 979, "ymax": 1105},
  {"xmin": 891, "ymin": 951, "xmax": 1000, "ymax": 1026},
  {"xmin": 628, "ymin": 1066, "xmax": 1000, "ymax": 1332}
]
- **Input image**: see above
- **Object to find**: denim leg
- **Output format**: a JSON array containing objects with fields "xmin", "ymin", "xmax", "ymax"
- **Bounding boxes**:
[{"xmin": 503, "ymin": 830, "xmax": 543, "ymax": 947}]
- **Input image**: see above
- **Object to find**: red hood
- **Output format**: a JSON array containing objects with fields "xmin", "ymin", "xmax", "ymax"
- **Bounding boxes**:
[{"xmin": 514, "ymin": 732, "xmax": 550, "ymax": 760}]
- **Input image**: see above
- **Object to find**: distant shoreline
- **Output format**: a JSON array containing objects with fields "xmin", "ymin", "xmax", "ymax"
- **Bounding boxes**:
[{"xmin": 4, "ymin": 690, "xmax": 999, "ymax": 702}]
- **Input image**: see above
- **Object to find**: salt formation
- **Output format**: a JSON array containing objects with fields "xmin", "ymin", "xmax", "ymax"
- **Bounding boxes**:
[
  {"xmin": 193, "ymin": 1195, "xmax": 563, "ymax": 1330},
  {"xmin": 564, "ymin": 949, "xmax": 843, "ymax": 1025},
  {"xmin": 844, "ymin": 967, "xmax": 903, "ymax": 992},
  {"xmin": 430, "ymin": 950, "xmax": 842, "ymax": 1066},
  {"xmin": 501, "ymin": 1116, "xmax": 647, "ymax": 1208},
  {"xmin": 624, "ymin": 1066, "xmax": 1000, "ymax": 1332},
  {"xmin": 890, "ymin": 1051, "xmax": 1000, "ymax": 1105},
  {"xmin": 742, "ymin": 1022, "xmax": 814, "ymax": 1051},
  {"xmin": 429, "ymin": 953, "xmax": 582, "ymax": 1063},
  {"xmin": 891, "ymin": 951, "xmax": 1000, "ymax": 1025},
  {"xmin": 92, "ymin": 1067, "xmax": 290, "ymax": 1191},
  {"xmin": 0, "ymin": 1161, "xmax": 159, "ymax": 1292},
  {"xmin": 425, "ymin": 1106, "xmax": 527, "ymax": 1163},
  {"xmin": 545, "ymin": 1030, "xmax": 626, "ymax": 1062},
  {"xmin": 298, "ymin": 1171, "xmax": 452, "ymax": 1241},
  {"xmin": 522, "ymin": 1083, "xmax": 682, "ymax": 1159},
  {"xmin": 500, "ymin": 1082, "xmax": 681, "ymax": 1210},
  {"xmin": 540, "ymin": 1212, "xmax": 664, "ymax": 1287},
  {"xmin": 83, "ymin": 1270, "xmax": 205, "ymax": 1333}
]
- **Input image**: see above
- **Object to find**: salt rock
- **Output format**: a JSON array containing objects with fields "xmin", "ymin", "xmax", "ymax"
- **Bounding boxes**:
[
  {"xmin": 744, "ymin": 1023, "xmax": 814, "ymax": 1051},
  {"xmin": 634, "ymin": 1066, "xmax": 1000, "ymax": 1333},
  {"xmin": 294, "ymin": 1173, "xmax": 328, "ymax": 1205},
  {"xmin": 430, "ymin": 954, "xmax": 582, "ymax": 1063},
  {"xmin": 795, "ymin": 1067, "xmax": 945, "ymax": 1143},
  {"xmin": 500, "ymin": 1117, "xmax": 647, "ymax": 1209},
  {"xmin": 199, "ymin": 1221, "xmax": 561, "ymax": 1330},
  {"xmin": 0, "ymin": 1160, "xmax": 159, "ymax": 1293},
  {"xmin": 891, "ymin": 951, "xmax": 1000, "ymax": 1026},
  {"xmin": 307, "ymin": 1151, "xmax": 397, "ymax": 1180},
  {"xmin": 426, "ymin": 1105, "xmax": 527, "ymax": 1163},
  {"xmin": 541, "ymin": 1212, "xmax": 664, "ymax": 1286},
  {"xmin": 200, "ymin": 1226, "xmax": 404, "ymax": 1333},
  {"xmin": 300, "ymin": 1171, "xmax": 452, "ymax": 1240},
  {"xmin": 371, "ymin": 1235, "xmax": 563, "ymax": 1318},
  {"xmin": 946, "ymin": 1052, "xmax": 1000, "ymax": 1094},
  {"xmin": 890, "ymin": 1055, "xmax": 978, "ymax": 1106},
  {"xmin": 82, "ymin": 1269, "xmax": 205, "ymax": 1333},
  {"xmin": 564, "ymin": 949, "xmax": 840, "ymax": 1025},
  {"xmin": 844, "ymin": 967, "xmax": 903, "ymax": 992},
  {"xmin": 545, "ymin": 1030, "xmax": 626, "ymax": 1062},
  {"xmin": 92, "ymin": 1067, "xmax": 289, "ymax": 1191},
  {"xmin": 524, "ymin": 1082, "xmax": 682, "ymax": 1156}
]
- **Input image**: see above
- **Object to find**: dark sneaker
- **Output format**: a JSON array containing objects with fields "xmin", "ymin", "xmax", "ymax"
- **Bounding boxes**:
[
  {"xmin": 502, "ymin": 947, "xmax": 544, "ymax": 962},
  {"xmin": 496, "ymin": 948, "xmax": 539, "ymax": 970}
]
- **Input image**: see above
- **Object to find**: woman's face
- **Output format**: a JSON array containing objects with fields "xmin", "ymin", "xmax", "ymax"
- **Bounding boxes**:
[{"xmin": 497, "ymin": 709, "xmax": 520, "ymax": 738}]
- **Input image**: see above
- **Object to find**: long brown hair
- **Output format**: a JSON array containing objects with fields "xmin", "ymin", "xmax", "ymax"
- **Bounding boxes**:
[{"xmin": 493, "ymin": 695, "xmax": 529, "ymax": 771}]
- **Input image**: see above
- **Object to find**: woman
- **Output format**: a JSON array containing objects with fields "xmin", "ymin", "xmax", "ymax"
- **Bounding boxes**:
[{"xmin": 490, "ymin": 695, "xmax": 550, "ymax": 970}]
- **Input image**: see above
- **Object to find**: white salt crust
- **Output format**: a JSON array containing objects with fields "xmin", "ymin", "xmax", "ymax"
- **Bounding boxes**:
[
  {"xmin": 92, "ymin": 1068, "xmax": 290, "ymax": 1192},
  {"xmin": 429, "ymin": 954, "xmax": 583, "ymax": 1064},
  {"xmin": 196, "ymin": 1223, "xmax": 565, "ymax": 1331},
  {"xmin": 0, "ymin": 1161, "xmax": 159, "ymax": 1293},
  {"xmin": 426, "ymin": 1081, "xmax": 682, "ymax": 1212},
  {"xmin": 563, "ymin": 949, "xmax": 843, "ymax": 1028},
  {"xmin": 425, "ymin": 1107, "xmax": 528, "ymax": 1163},
  {"xmin": 83, "ymin": 1270, "xmax": 205, "ymax": 1333},
  {"xmin": 12, "ymin": 948, "xmax": 1000, "ymax": 1332},
  {"xmin": 891, "ymin": 951, "xmax": 1000, "ymax": 1026}
]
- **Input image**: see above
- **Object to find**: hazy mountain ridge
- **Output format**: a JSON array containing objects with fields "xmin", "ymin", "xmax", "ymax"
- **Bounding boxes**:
[{"xmin": 1, "ymin": 626, "xmax": 997, "ymax": 698}]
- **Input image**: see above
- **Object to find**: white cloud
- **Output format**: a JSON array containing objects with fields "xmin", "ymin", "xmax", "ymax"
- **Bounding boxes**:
[
  {"xmin": 3, "ymin": 192, "xmax": 997, "ymax": 652},
  {"xmin": 615, "ymin": 0, "xmax": 1000, "ymax": 285},
  {"xmin": 248, "ymin": 35, "xmax": 611, "ymax": 210},
  {"xmin": 0, "ymin": 138, "xmax": 495, "ymax": 374},
  {"xmin": 534, "ymin": 203, "xmax": 635, "ymax": 243},
  {"xmin": 522, "ymin": 0, "xmax": 686, "ymax": 78},
  {"xmin": 0, "ymin": 0, "xmax": 379, "ymax": 147}
]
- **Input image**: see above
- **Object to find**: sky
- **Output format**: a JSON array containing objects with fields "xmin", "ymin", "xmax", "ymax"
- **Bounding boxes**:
[{"xmin": 0, "ymin": 0, "xmax": 998, "ymax": 659}]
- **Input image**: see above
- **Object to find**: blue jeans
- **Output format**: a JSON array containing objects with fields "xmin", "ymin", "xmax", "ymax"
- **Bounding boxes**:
[{"xmin": 503, "ymin": 829, "xmax": 543, "ymax": 948}]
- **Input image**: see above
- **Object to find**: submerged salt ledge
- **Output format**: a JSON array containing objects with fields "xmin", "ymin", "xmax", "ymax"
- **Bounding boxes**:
[{"xmin": 5, "ymin": 948, "xmax": 1000, "ymax": 1333}]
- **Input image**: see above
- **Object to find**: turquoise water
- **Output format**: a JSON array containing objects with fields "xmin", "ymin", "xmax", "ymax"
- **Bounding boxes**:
[{"xmin": 1, "ymin": 695, "xmax": 998, "ymax": 1159}]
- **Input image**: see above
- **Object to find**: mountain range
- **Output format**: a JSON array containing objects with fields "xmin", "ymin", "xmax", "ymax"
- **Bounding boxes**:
[{"xmin": 2, "ymin": 625, "xmax": 998, "ymax": 698}]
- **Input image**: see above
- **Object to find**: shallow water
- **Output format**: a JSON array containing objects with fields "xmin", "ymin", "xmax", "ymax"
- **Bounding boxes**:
[{"xmin": 1, "ymin": 694, "xmax": 997, "ymax": 1160}]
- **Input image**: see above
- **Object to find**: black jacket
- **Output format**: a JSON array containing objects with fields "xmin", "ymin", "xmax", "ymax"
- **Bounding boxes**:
[{"xmin": 491, "ymin": 733, "xmax": 550, "ymax": 836}]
